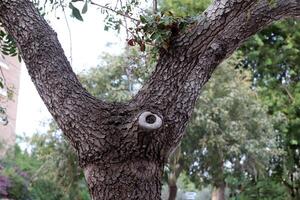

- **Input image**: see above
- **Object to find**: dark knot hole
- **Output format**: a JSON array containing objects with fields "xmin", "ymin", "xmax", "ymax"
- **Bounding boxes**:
[{"xmin": 145, "ymin": 115, "xmax": 156, "ymax": 124}]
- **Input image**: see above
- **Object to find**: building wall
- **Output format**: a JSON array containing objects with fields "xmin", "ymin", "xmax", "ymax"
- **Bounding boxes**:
[{"xmin": 0, "ymin": 55, "xmax": 21, "ymax": 157}]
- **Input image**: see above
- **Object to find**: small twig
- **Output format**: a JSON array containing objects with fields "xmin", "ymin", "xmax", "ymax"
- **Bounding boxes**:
[
  {"xmin": 90, "ymin": 1, "xmax": 140, "ymax": 23},
  {"xmin": 119, "ymin": 23, "xmax": 135, "ymax": 39},
  {"xmin": 120, "ymin": 0, "xmax": 129, "ymax": 39},
  {"xmin": 59, "ymin": 0, "xmax": 73, "ymax": 65},
  {"xmin": 282, "ymin": 85, "xmax": 294, "ymax": 103},
  {"xmin": 114, "ymin": 0, "xmax": 120, "ymax": 11}
]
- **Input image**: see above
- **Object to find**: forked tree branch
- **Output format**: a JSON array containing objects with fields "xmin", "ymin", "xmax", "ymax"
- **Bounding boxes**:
[{"xmin": 0, "ymin": 0, "xmax": 300, "ymax": 156}]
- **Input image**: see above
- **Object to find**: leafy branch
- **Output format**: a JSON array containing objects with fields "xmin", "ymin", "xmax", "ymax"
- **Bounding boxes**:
[{"xmin": 67, "ymin": 0, "xmax": 196, "ymax": 52}]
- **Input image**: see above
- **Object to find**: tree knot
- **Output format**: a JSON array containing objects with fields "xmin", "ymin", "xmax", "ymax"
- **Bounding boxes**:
[{"xmin": 138, "ymin": 111, "xmax": 163, "ymax": 131}]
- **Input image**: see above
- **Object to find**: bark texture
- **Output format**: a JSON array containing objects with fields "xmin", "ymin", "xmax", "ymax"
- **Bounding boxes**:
[{"xmin": 1, "ymin": 0, "xmax": 300, "ymax": 199}]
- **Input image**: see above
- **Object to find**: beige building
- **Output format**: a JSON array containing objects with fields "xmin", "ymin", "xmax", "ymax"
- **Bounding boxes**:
[{"xmin": 0, "ymin": 55, "xmax": 21, "ymax": 157}]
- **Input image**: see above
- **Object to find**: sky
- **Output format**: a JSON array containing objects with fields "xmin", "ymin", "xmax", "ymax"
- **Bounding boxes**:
[{"xmin": 16, "ymin": 3, "xmax": 124, "ymax": 136}]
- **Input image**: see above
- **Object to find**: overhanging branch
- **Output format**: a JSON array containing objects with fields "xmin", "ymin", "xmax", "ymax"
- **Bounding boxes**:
[
  {"xmin": 133, "ymin": 0, "xmax": 300, "ymax": 152},
  {"xmin": 0, "ymin": 0, "xmax": 110, "ymax": 150}
]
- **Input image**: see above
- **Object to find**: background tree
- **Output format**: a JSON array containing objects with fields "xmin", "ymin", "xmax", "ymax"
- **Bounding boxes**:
[
  {"xmin": 241, "ymin": 20, "xmax": 300, "ymax": 199},
  {"xmin": 183, "ymin": 57, "xmax": 284, "ymax": 200},
  {"xmin": 0, "ymin": 142, "xmax": 67, "ymax": 199},
  {"xmin": 29, "ymin": 121, "xmax": 89, "ymax": 200}
]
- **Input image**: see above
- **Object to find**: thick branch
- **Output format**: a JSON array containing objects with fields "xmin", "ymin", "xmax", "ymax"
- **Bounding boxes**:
[
  {"xmin": 0, "ymin": 0, "xmax": 110, "ymax": 152},
  {"xmin": 134, "ymin": 0, "xmax": 300, "ymax": 153}
]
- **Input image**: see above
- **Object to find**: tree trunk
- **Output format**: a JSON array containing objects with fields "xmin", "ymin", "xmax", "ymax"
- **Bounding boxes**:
[
  {"xmin": 167, "ymin": 147, "xmax": 183, "ymax": 200},
  {"xmin": 168, "ymin": 175, "xmax": 178, "ymax": 200},
  {"xmin": 211, "ymin": 184, "xmax": 226, "ymax": 200},
  {"xmin": 1, "ymin": 0, "xmax": 300, "ymax": 199},
  {"xmin": 84, "ymin": 161, "xmax": 164, "ymax": 199},
  {"xmin": 168, "ymin": 184, "xmax": 177, "ymax": 200}
]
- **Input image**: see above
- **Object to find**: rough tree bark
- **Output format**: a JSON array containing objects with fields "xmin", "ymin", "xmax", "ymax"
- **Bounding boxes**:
[{"xmin": 0, "ymin": 0, "xmax": 300, "ymax": 199}]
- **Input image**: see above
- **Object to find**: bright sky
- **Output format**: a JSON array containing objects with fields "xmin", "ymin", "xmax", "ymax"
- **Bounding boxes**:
[{"xmin": 16, "ymin": 3, "xmax": 124, "ymax": 136}]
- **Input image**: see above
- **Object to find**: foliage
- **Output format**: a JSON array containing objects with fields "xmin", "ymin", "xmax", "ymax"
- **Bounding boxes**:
[
  {"xmin": 0, "ymin": 173, "xmax": 10, "ymax": 198},
  {"xmin": 35, "ymin": 0, "xmax": 205, "ymax": 52},
  {"xmin": 30, "ymin": 179, "xmax": 65, "ymax": 200},
  {"xmin": 157, "ymin": 1, "xmax": 299, "ymax": 198},
  {"xmin": 0, "ymin": 0, "xmax": 209, "ymax": 60},
  {"xmin": 94, "ymin": 0, "xmax": 210, "ymax": 51},
  {"xmin": 79, "ymin": 48, "xmax": 154, "ymax": 102},
  {"xmin": 0, "ymin": 145, "xmax": 38, "ymax": 199},
  {"xmin": 239, "ymin": 19, "xmax": 300, "ymax": 199},
  {"xmin": 181, "ymin": 56, "xmax": 285, "ymax": 194},
  {"xmin": 176, "ymin": 172, "xmax": 198, "ymax": 192},
  {"xmin": 240, "ymin": 20, "xmax": 300, "ymax": 87},
  {"xmin": 0, "ymin": 0, "xmax": 58, "ymax": 61},
  {"xmin": 235, "ymin": 179, "xmax": 289, "ymax": 200},
  {"xmin": 0, "ymin": 140, "xmax": 87, "ymax": 200},
  {"xmin": 0, "ymin": 27, "xmax": 19, "ymax": 59},
  {"xmin": 2, "ymin": 167, "xmax": 31, "ymax": 200},
  {"xmin": 29, "ymin": 121, "xmax": 90, "ymax": 200},
  {"xmin": 129, "ymin": 11, "xmax": 196, "ymax": 51},
  {"xmin": 160, "ymin": 0, "xmax": 210, "ymax": 17},
  {"xmin": 0, "ymin": 27, "xmax": 19, "ymax": 120},
  {"xmin": 5, "ymin": 144, "xmax": 41, "ymax": 173}
]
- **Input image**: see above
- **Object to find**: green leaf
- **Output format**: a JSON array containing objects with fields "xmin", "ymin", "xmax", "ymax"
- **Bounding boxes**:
[
  {"xmin": 139, "ymin": 15, "xmax": 147, "ymax": 24},
  {"xmin": 69, "ymin": 3, "xmax": 83, "ymax": 21},
  {"xmin": 82, "ymin": 0, "xmax": 88, "ymax": 14},
  {"xmin": 104, "ymin": 25, "xmax": 109, "ymax": 31},
  {"xmin": 290, "ymin": 139, "xmax": 298, "ymax": 145}
]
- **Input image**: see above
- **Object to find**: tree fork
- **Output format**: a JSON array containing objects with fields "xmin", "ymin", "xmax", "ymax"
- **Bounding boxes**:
[{"xmin": 1, "ymin": 0, "xmax": 300, "ymax": 199}]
